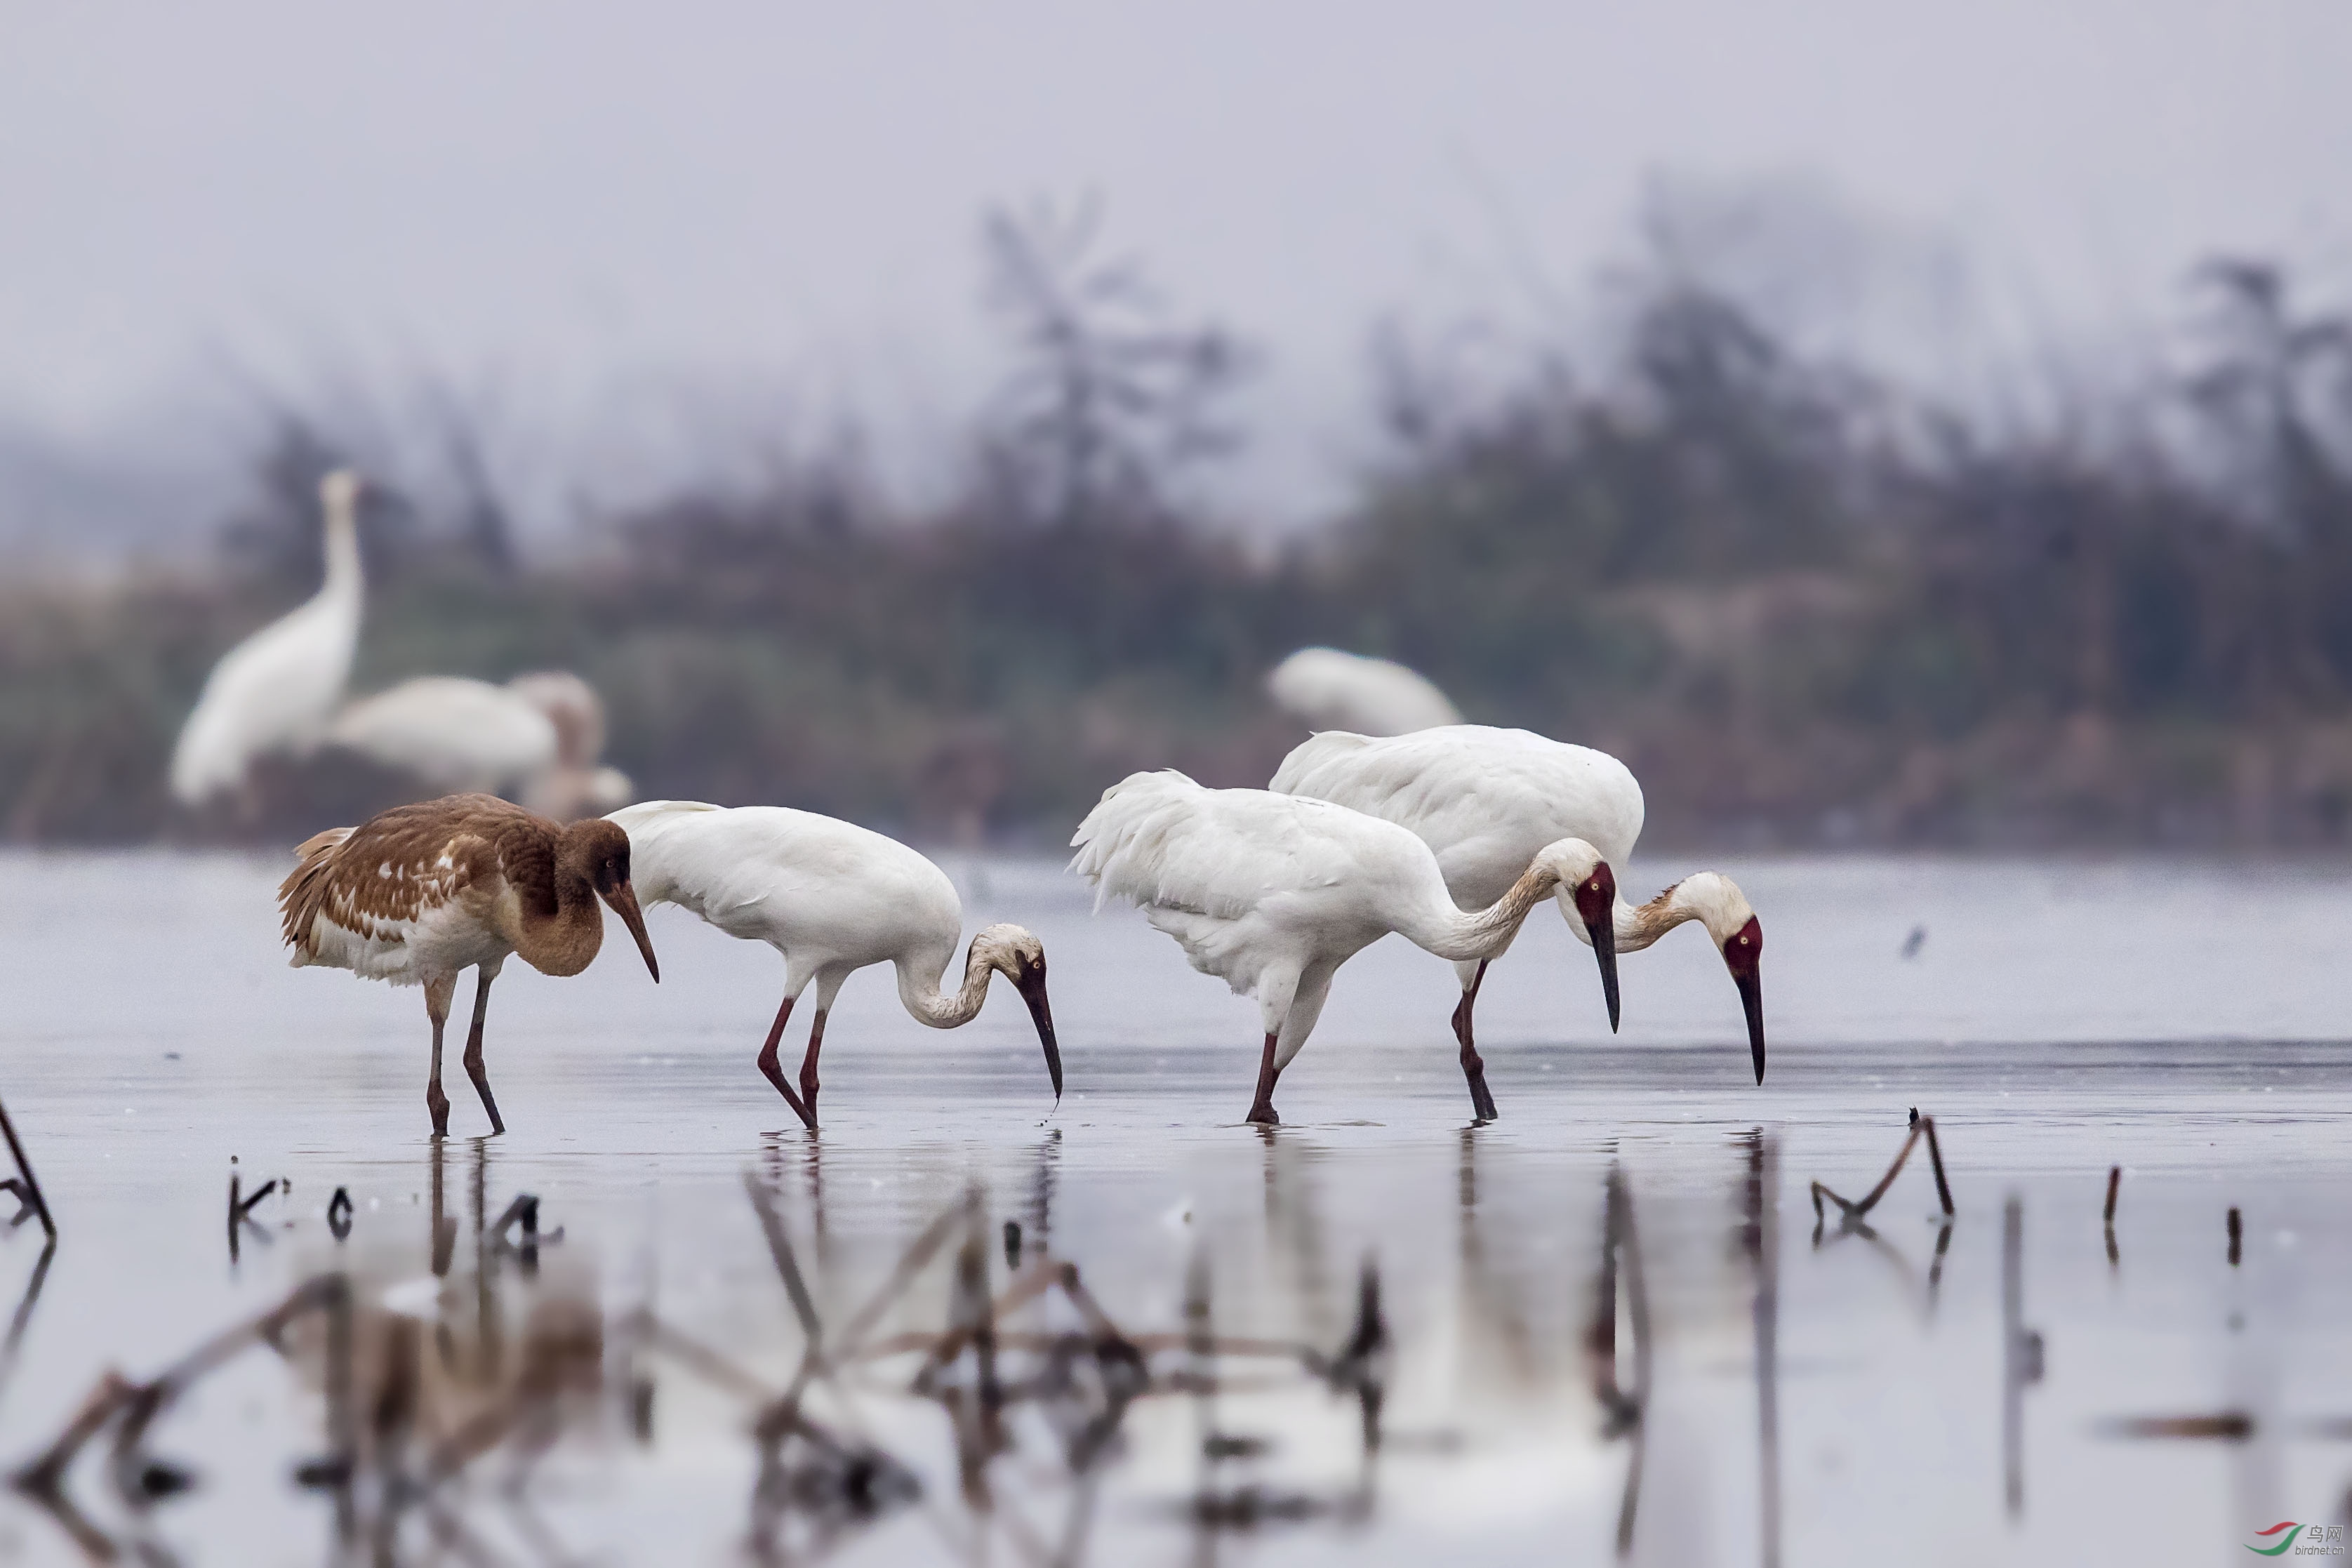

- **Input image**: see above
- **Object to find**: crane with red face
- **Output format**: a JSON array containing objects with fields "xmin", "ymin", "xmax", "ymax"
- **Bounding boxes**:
[
  {"xmin": 1070, "ymin": 770, "xmax": 1619, "ymax": 1126},
  {"xmin": 1272, "ymin": 725, "xmax": 1767, "ymax": 1105}
]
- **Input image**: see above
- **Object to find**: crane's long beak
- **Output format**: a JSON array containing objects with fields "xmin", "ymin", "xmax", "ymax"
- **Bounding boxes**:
[
  {"xmin": 1016, "ymin": 966, "xmax": 1063, "ymax": 1106},
  {"xmin": 1587, "ymin": 916, "xmax": 1620, "ymax": 1033},
  {"xmin": 1725, "ymin": 915, "xmax": 1764, "ymax": 1083},
  {"xmin": 604, "ymin": 883, "xmax": 660, "ymax": 982},
  {"xmin": 1738, "ymin": 969, "xmax": 1765, "ymax": 1083},
  {"xmin": 1569, "ymin": 865, "xmax": 1621, "ymax": 1034}
]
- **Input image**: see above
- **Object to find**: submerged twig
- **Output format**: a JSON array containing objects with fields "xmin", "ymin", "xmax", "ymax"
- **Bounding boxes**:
[
  {"xmin": 491, "ymin": 1192, "xmax": 557, "ymax": 1273},
  {"xmin": 227, "ymin": 1169, "xmax": 279, "ymax": 1263},
  {"xmin": 2100, "ymin": 1412, "xmax": 2252, "ymax": 1440},
  {"xmin": 0, "ymin": 1095, "xmax": 55, "ymax": 1241},
  {"xmin": 0, "ymin": 1235, "xmax": 55, "ymax": 1412},
  {"xmin": 11, "ymin": 1370, "xmax": 138, "ymax": 1559},
  {"xmin": 1811, "ymin": 1109, "xmax": 1955, "ymax": 1238}
]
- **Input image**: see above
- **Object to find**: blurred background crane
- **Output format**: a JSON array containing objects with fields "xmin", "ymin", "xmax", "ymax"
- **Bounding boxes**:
[{"xmin": 1, "ymin": 3, "xmax": 2348, "ymax": 849}]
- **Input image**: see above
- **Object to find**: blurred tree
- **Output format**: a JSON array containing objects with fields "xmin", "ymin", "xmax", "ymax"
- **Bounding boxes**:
[
  {"xmin": 2186, "ymin": 258, "xmax": 2352, "ymax": 538},
  {"xmin": 2184, "ymin": 258, "xmax": 2352, "ymax": 698},
  {"xmin": 976, "ymin": 197, "xmax": 1254, "ymax": 531},
  {"xmin": 430, "ymin": 391, "xmax": 519, "ymax": 578}
]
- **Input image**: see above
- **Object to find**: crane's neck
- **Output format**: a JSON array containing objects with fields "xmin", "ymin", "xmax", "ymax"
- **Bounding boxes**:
[
  {"xmin": 504, "ymin": 837, "xmax": 605, "ymax": 977},
  {"xmin": 321, "ymin": 494, "xmax": 363, "ymax": 605},
  {"xmin": 1614, "ymin": 883, "xmax": 1706, "ymax": 953},
  {"xmin": 1404, "ymin": 861, "xmax": 1561, "ymax": 962},
  {"xmin": 897, "ymin": 942, "xmax": 995, "ymax": 1029}
]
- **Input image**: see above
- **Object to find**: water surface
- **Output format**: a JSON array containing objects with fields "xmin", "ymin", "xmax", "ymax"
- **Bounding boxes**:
[{"xmin": 0, "ymin": 850, "xmax": 2348, "ymax": 1565}]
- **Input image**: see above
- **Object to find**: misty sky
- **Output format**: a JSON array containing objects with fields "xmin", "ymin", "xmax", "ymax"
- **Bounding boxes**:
[{"xmin": 3, "ymin": 0, "xmax": 2347, "ymax": 528}]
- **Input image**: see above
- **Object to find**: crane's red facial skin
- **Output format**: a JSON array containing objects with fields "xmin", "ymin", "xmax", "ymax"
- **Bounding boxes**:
[
  {"xmin": 1723, "ymin": 916, "xmax": 1764, "ymax": 1083},
  {"xmin": 1569, "ymin": 861, "xmax": 1621, "ymax": 1033},
  {"xmin": 1569, "ymin": 862, "xmax": 1616, "ymax": 933},
  {"xmin": 1722, "ymin": 915, "xmax": 1762, "ymax": 979}
]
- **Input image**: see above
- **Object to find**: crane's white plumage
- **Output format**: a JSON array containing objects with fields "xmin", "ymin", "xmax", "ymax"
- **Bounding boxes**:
[
  {"xmin": 1271, "ymin": 724, "xmax": 1768, "ymax": 1084},
  {"xmin": 1265, "ymin": 647, "xmax": 1462, "ymax": 737},
  {"xmin": 1069, "ymin": 770, "xmax": 1612, "ymax": 1123},
  {"xmin": 507, "ymin": 671, "xmax": 634, "ymax": 818},
  {"xmin": 328, "ymin": 677, "xmax": 559, "ymax": 795},
  {"xmin": 1273, "ymin": 726, "xmax": 1644, "ymax": 904},
  {"xmin": 609, "ymin": 800, "xmax": 1061, "ymax": 1128},
  {"xmin": 170, "ymin": 470, "xmax": 365, "ymax": 806},
  {"xmin": 326, "ymin": 670, "xmax": 633, "ymax": 818}
]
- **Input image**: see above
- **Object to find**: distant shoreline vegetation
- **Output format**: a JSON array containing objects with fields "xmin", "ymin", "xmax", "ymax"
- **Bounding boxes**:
[{"xmin": 6, "ymin": 218, "xmax": 2352, "ymax": 849}]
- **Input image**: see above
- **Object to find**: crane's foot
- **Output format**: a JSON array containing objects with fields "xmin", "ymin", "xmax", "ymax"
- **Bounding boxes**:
[
  {"xmin": 756, "ymin": 1045, "xmax": 817, "ymax": 1129},
  {"xmin": 773, "ymin": 1083, "xmax": 818, "ymax": 1133},
  {"xmin": 427, "ymin": 1086, "xmax": 451, "ymax": 1140},
  {"xmin": 1465, "ymin": 1070, "xmax": 1499, "ymax": 1124},
  {"xmin": 1247, "ymin": 1032, "xmax": 1283, "ymax": 1127}
]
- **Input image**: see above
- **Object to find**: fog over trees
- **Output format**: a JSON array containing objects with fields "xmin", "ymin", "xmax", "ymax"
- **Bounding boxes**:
[{"xmin": 6, "ymin": 193, "xmax": 2351, "ymax": 847}]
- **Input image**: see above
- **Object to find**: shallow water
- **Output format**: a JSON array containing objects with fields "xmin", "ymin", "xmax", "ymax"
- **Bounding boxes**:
[{"xmin": 0, "ymin": 849, "xmax": 2348, "ymax": 1566}]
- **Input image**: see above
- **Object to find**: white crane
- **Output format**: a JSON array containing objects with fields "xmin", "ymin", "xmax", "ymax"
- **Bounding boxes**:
[
  {"xmin": 1068, "ymin": 770, "xmax": 1616, "ymax": 1125},
  {"xmin": 607, "ymin": 800, "xmax": 1062, "ymax": 1130},
  {"xmin": 171, "ymin": 469, "xmax": 366, "ymax": 807},
  {"xmin": 506, "ymin": 670, "xmax": 634, "ymax": 820},
  {"xmin": 328, "ymin": 677, "xmax": 557, "ymax": 793},
  {"xmin": 326, "ymin": 671, "xmax": 633, "ymax": 819},
  {"xmin": 278, "ymin": 792, "xmax": 661, "ymax": 1137},
  {"xmin": 1271, "ymin": 725, "xmax": 1765, "ymax": 1097},
  {"xmin": 1265, "ymin": 647, "xmax": 1462, "ymax": 737}
]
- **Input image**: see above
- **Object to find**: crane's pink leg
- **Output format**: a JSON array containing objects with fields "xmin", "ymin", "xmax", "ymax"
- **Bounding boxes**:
[
  {"xmin": 460, "ymin": 969, "xmax": 505, "ymax": 1136},
  {"xmin": 423, "ymin": 976, "xmax": 456, "ymax": 1138},
  {"xmin": 755, "ymin": 994, "xmax": 816, "ymax": 1131},
  {"xmin": 1451, "ymin": 959, "xmax": 1499, "ymax": 1122},
  {"xmin": 1246, "ymin": 1032, "xmax": 1282, "ymax": 1126},
  {"xmin": 797, "ymin": 1010, "xmax": 830, "ymax": 1127}
]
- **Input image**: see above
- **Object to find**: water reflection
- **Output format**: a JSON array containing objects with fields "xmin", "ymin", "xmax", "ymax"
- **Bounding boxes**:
[
  {"xmin": 1586, "ymin": 1164, "xmax": 1651, "ymax": 1557},
  {"xmin": 1740, "ymin": 1130, "xmax": 1783, "ymax": 1568},
  {"xmin": 1456, "ymin": 1129, "xmax": 1538, "ymax": 1397},
  {"xmin": 4, "ymin": 1136, "xmax": 604, "ymax": 1565},
  {"xmin": 3, "ymin": 1110, "xmax": 2349, "ymax": 1564},
  {"xmin": 2001, "ymin": 1194, "xmax": 2044, "ymax": 1519}
]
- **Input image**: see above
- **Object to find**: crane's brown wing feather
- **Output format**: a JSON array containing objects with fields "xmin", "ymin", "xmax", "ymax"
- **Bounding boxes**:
[{"xmin": 277, "ymin": 794, "xmax": 536, "ymax": 955}]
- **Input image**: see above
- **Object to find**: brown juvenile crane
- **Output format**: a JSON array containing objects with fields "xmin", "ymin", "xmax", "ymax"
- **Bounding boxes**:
[{"xmin": 278, "ymin": 792, "xmax": 660, "ymax": 1136}]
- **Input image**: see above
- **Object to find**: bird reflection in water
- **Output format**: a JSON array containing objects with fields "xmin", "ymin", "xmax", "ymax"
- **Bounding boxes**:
[
  {"xmin": 0, "ymin": 1140, "xmax": 1727, "ymax": 1566},
  {"xmin": 1455, "ymin": 1127, "xmax": 1541, "ymax": 1397},
  {"xmin": 7, "ymin": 1137, "xmax": 599, "ymax": 1565},
  {"xmin": 1586, "ymin": 1164, "xmax": 1653, "ymax": 1559}
]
